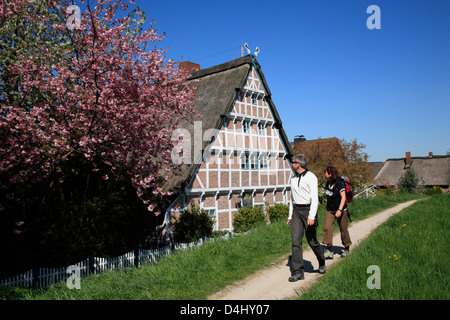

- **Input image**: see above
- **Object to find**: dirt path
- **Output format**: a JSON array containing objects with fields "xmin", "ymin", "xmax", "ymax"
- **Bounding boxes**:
[{"xmin": 208, "ymin": 200, "xmax": 420, "ymax": 300}]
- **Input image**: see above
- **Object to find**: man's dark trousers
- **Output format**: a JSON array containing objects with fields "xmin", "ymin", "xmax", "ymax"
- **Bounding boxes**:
[{"xmin": 291, "ymin": 205, "xmax": 325, "ymax": 275}]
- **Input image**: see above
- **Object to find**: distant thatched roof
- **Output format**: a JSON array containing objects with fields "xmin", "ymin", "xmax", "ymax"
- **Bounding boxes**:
[
  {"xmin": 162, "ymin": 55, "xmax": 292, "ymax": 196},
  {"xmin": 369, "ymin": 162, "xmax": 384, "ymax": 179},
  {"xmin": 373, "ymin": 155, "xmax": 450, "ymax": 187}
]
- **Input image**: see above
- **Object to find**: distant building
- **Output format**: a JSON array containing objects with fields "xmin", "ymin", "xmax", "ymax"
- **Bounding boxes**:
[
  {"xmin": 293, "ymin": 135, "xmax": 306, "ymax": 144},
  {"xmin": 374, "ymin": 152, "xmax": 450, "ymax": 189},
  {"xmin": 369, "ymin": 162, "xmax": 384, "ymax": 179},
  {"xmin": 160, "ymin": 55, "xmax": 293, "ymax": 235}
]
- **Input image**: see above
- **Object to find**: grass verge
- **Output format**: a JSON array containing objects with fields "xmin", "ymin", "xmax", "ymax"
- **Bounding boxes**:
[
  {"xmin": 0, "ymin": 191, "xmax": 425, "ymax": 300},
  {"xmin": 299, "ymin": 194, "xmax": 449, "ymax": 300}
]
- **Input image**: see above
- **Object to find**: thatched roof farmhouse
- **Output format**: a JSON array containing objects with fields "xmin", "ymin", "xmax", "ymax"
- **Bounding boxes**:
[
  {"xmin": 159, "ymin": 55, "xmax": 294, "ymax": 236},
  {"xmin": 374, "ymin": 152, "xmax": 450, "ymax": 189}
]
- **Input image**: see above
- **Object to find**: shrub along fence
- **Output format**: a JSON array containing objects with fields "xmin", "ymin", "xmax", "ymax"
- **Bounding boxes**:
[{"xmin": 0, "ymin": 233, "xmax": 233, "ymax": 290}]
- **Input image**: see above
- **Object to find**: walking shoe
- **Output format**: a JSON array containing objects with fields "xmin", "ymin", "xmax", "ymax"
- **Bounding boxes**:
[
  {"xmin": 341, "ymin": 248, "xmax": 349, "ymax": 258},
  {"xmin": 288, "ymin": 272, "xmax": 305, "ymax": 282},
  {"xmin": 318, "ymin": 263, "xmax": 326, "ymax": 274},
  {"xmin": 324, "ymin": 248, "xmax": 334, "ymax": 260}
]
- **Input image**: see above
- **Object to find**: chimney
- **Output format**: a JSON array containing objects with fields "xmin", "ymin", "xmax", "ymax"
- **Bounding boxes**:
[
  {"xmin": 405, "ymin": 152, "xmax": 411, "ymax": 168},
  {"xmin": 179, "ymin": 61, "xmax": 200, "ymax": 74}
]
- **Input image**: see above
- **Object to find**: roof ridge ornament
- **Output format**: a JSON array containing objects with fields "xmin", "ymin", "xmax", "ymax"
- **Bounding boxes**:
[
  {"xmin": 243, "ymin": 43, "xmax": 267, "ymax": 95},
  {"xmin": 244, "ymin": 43, "xmax": 260, "ymax": 59}
]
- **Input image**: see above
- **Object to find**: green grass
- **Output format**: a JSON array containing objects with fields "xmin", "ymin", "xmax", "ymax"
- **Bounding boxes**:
[
  {"xmin": 299, "ymin": 194, "xmax": 450, "ymax": 300},
  {"xmin": 315, "ymin": 190, "xmax": 424, "ymax": 241},
  {"xmin": 1, "ymin": 221, "xmax": 292, "ymax": 300},
  {"xmin": 0, "ymin": 191, "xmax": 426, "ymax": 300}
]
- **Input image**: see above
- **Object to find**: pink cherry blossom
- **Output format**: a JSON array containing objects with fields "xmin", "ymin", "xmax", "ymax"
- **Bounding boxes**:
[{"xmin": 1, "ymin": 0, "xmax": 198, "ymax": 213}]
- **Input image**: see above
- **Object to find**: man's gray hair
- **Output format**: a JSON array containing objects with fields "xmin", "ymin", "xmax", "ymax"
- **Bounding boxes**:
[{"xmin": 292, "ymin": 154, "xmax": 307, "ymax": 169}]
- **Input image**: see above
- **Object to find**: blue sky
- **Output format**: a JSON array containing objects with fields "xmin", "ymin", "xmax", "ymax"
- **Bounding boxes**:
[{"xmin": 103, "ymin": 0, "xmax": 450, "ymax": 161}]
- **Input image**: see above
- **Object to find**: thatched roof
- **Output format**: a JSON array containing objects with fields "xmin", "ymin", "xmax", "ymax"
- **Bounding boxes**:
[
  {"xmin": 162, "ymin": 55, "xmax": 292, "ymax": 196},
  {"xmin": 369, "ymin": 162, "xmax": 384, "ymax": 179},
  {"xmin": 373, "ymin": 155, "xmax": 450, "ymax": 187}
]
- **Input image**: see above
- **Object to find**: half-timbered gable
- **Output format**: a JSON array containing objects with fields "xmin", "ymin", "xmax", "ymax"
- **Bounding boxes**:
[{"xmin": 162, "ymin": 55, "xmax": 293, "ymax": 233}]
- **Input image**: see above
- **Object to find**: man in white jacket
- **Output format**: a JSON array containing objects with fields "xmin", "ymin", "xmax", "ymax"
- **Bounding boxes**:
[{"xmin": 287, "ymin": 154, "xmax": 326, "ymax": 281}]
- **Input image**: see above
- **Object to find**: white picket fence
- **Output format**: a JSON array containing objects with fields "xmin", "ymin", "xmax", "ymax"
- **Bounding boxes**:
[
  {"xmin": 0, "ymin": 233, "xmax": 233, "ymax": 290},
  {"xmin": 354, "ymin": 184, "xmax": 378, "ymax": 199},
  {"xmin": 0, "ymin": 259, "xmax": 90, "ymax": 290}
]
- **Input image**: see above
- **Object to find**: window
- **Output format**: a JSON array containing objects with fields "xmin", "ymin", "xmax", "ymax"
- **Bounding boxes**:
[
  {"xmin": 251, "ymin": 93, "xmax": 257, "ymax": 105},
  {"xmin": 257, "ymin": 122, "xmax": 266, "ymax": 135},
  {"xmin": 240, "ymin": 152, "xmax": 249, "ymax": 169},
  {"xmin": 250, "ymin": 153, "xmax": 259, "ymax": 170},
  {"xmin": 204, "ymin": 208, "xmax": 216, "ymax": 219},
  {"xmin": 241, "ymin": 152, "xmax": 269, "ymax": 170},
  {"xmin": 242, "ymin": 120, "xmax": 250, "ymax": 133},
  {"xmin": 260, "ymin": 154, "xmax": 268, "ymax": 169},
  {"xmin": 203, "ymin": 208, "xmax": 217, "ymax": 229}
]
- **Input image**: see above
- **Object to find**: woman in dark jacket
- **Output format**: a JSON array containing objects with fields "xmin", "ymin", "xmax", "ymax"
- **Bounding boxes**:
[{"xmin": 322, "ymin": 166, "xmax": 352, "ymax": 259}]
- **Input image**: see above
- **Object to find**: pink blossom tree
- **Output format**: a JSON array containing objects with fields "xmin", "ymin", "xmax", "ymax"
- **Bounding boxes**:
[{"xmin": 0, "ymin": 0, "xmax": 197, "ymax": 216}]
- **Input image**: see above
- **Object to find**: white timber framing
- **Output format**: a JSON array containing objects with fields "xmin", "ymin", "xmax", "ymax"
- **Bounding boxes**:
[{"xmin": 169, "ymin": 65, "xmax": 293, "ymax": 231}]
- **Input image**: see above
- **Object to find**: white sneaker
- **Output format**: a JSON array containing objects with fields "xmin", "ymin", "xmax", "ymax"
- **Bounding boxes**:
[
  {"xmin": 324, "ymin": 248, "xmax": 334, "ymax": 260},
  {"xmin": 341, "ymin": 249, "xmax": 349, "ymax": 258}
]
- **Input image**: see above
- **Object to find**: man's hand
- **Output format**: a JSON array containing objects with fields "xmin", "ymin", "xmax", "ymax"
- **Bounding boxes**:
[{"xmin": 288, "ymin": 218, "xmax": 316, "ymax": 226}]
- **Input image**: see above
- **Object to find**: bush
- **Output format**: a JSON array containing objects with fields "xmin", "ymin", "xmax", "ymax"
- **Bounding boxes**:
[
  {"xmin": 397, "ymin": 167, "xmax": 423, "ymax": 193},
  {"xmin": 267, "ymin": 203, "xmax": 289, "ymax": 222},
  {"xmin": 173, "ymin": 205, "xmax": 215, "ymax": 243},
  {"xmin": 233, "ymin": 206, "xmax": 265, "ymax": 233},
  {"xmin": 424, "ymin": 186, "xmax": 444, "ymax": 196}
]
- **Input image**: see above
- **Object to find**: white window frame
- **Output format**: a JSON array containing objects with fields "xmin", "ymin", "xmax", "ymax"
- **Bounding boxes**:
[
  {"xmin": 257, "ymin": 122, "xmax": 266, "ymax": 135},
  {"xmin": 250, "ymin": 153, "xmax": 259, "ymax": 170},
  {"xmin": 242, "ymin": 120, "xmax": 250, "ymax": 133},
  {"xmin": 240, "ymin": 152, "xmax": 250, "ymax": 170}
]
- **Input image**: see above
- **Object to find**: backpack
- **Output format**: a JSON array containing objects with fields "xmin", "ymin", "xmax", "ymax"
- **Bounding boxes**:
[
  {"xmin": 338, "ymin": 176, "xmax": 354, "ymax": 204},
  {"xmin": 338, "ymin": 176, "xmax": 354, "ymax": 222}
]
